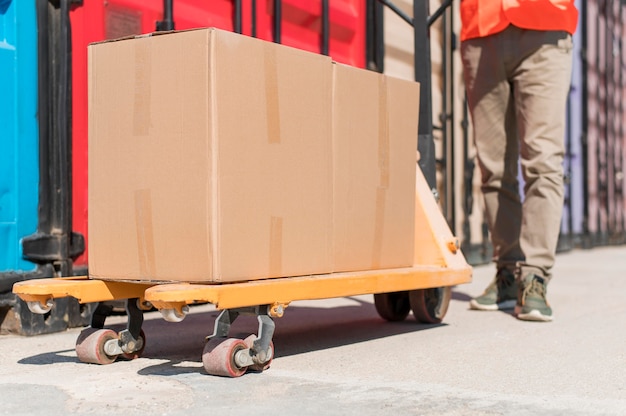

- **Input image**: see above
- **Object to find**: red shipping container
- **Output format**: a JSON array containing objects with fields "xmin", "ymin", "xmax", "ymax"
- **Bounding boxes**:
[{"xmin": 70, "ymin": 0, "xmax": 366, "ymax": 267}]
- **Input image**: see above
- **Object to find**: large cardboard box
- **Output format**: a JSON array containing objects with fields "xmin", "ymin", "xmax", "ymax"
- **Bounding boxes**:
[
  {"xmin": 332, "ymin": 63, "xmax": 419, "ymax": 272},
  {"xmin": 88, "ymin": 28, "xmax": 333, "ymax": 282}
]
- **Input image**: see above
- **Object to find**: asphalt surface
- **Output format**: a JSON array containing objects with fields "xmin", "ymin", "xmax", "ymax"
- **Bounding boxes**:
[{"xmin": 1, "ymin": 245, "xmax": 625, "ymax": 415}]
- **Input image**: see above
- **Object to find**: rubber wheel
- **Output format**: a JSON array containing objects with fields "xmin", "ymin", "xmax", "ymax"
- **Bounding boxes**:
[
  {"xmin": 374, "ymin": 291, "xmax": 411, "ymax": 321},
  {"xmin": 409, "ymin": 287, "xmax": 452, "ymax": 324},
  {"xmin": 75, "ymin": 328, "xmax": 119, "ymax": 365},
  {"xmin": 243, "ymin": 334, "xmax": 274, "ymax": 372},
  {"xmin": 202, "ymin": 338, "xmax": 248, "ymax": 377},
  {"xmin": 121, "ymin": 329, "xmax": 146, "ymax": 360}
]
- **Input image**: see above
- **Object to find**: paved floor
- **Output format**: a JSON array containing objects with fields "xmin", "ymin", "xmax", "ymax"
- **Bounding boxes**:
[{"xmin": 0, "ymin": 245, "xmax": 625, "ymax": 415}]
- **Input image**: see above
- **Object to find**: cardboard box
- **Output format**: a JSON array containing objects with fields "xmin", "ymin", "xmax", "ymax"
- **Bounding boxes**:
[
  {"xmin": 88, "ymin": 28, "xmax": 333, "ymax": 282},
  {"xmin": 332, "ymin": 63, "xmax": 419, "ymax": 272}
]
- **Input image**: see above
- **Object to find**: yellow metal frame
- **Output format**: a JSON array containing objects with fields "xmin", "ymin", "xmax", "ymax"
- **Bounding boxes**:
[{"xmin": 13, "ymin": 167, "xmax": 472, "ymax": 315}]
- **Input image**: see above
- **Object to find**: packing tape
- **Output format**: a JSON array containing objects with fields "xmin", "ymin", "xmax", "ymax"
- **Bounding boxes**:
[
  {"xmin": 134, "ymin": 189, "xmax": 156, "ymax": 278},
  {"xmin": 269, "ymin": 216, "xmax": 283, "ymax": 277},
  {"xmin": 378, "ymin": 75, "xmax": 390, "ymax": 188},
  {"xmin": 371, "ymin": 187, "xmax": 387, "ymax": 270},
  {"xmin": 133, "ymin": 39, "xmax": 151, "ymax": 137},
  {"xmin": 264, "ymin": 46, "xmax": 281, "ymax": 144},
  {"xmin": 371, "ymin": 75, "xmax": 390, "ymax": 269}
]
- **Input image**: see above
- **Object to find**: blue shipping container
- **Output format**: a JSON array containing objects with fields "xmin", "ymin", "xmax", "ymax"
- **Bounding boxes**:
[{"xmin": 0, "ymin": 0, "xmax": 39, "ymax": 273}]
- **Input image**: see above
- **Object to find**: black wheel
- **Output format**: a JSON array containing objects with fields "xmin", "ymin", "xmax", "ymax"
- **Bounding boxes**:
[
  {"xmin": 374, "ymin": 291, "xmax": 411, "ymax": 321},
  {"xmin": 409, "ymin": 287, "xmax": 452, "ymax": 324}
]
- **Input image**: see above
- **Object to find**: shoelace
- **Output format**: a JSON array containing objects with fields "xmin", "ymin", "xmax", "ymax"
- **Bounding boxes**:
[{"xmin": 521, "ymin": 277, "xmax": 546, "ymax": 304}]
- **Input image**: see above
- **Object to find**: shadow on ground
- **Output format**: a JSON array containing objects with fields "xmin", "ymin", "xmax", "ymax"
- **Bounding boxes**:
[{"xmin": 18, "ymin": 292, "xmax": 480, "ymax": 376}]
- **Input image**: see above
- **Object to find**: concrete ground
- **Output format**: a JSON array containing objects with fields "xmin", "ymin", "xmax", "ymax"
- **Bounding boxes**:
[{"xmin": 0, "ymin": 245, "xmax": 624, "ymax": 415}]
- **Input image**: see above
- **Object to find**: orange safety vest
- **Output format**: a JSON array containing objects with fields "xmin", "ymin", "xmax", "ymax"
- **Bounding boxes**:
[{"xmin": 460, "ymin": 0, "xmax": 579, "ymax": 41}]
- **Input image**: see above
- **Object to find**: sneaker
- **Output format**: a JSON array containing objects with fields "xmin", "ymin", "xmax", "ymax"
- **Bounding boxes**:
[
  {"xmin": 469, "ymin": 268, "xmax": 517, "ymax": 311},
  {"xmin": 515, "ymin": 274, "xmax": 553, "ymax": 322}
]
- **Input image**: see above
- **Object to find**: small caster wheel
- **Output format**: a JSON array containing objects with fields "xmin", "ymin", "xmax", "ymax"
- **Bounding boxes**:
[
  {"xmin": 160, "ymin": 306, "xmax": 189, "ymax": 323},
  {"xmin": 374, "ymin": 291, "xmax": 410, "ymax": 321},
  {"xmin": 202, "ymin": 338, "xmax": 248, "ymax": 377},
  {"xmin": 27, "ymin": 299, "xmax": 53, "ymax": 314},
  {"xmin": 76, "ymin": 328, "xmax": 119, "ymax": 365},
  {"xmin": 243, "ymin": 335, "xmax": 274, "ymax": 372},
  {"xmin": 121, "ymin": 329, "xmax": 146, "ymax": 360},
  {"xmin": 409, "ymin": 287, "xmax": 452, "ymax": 324}
]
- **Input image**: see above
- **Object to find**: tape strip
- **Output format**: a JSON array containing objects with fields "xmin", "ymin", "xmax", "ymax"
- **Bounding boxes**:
[
  {"xmin": 372, "ymin": 76, "xmax": 390, "ymax": 268},
  {"xmin": 269, "ymin": 216, "xmax": 283, "ymax": 277},
  {"xmin": 135, "ymin": 189, "xmax": 156, "ymax": 278},
  {"xmin": 371, "ymin": 187, "xmax": 386, "ymax": 270},
  {"xmin": 264, "ymin": 46, "xmax": 281, "ymax": 144},
  {"xmin": 378, "ymin": 75, "xmax": 390, "ymax": 188},
  {"xmin": 133, "ymin": 39, "xmax": 151, "ymax": 137}
]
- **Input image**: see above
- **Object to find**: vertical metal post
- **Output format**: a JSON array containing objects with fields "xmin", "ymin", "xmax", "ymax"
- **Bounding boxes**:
[
  {"xmin": 273, "ymin": 0, "xmax": 282, "ymax": 43},
  {"xmin": 234, "ymin": 0, "xmax": 242, "ymax": 34},
  {"xmin": 413, "ymin": 0, "xmax": 437, "ymax": 190},
  {"xmin": 580, "ymin": 0, "xmax": 590, "ymax": 244},
  {"xmin": 321, "ymin": 0, "xmax": 329, "ymax": 55},
  {"xmin": 366, "ymin": 0, "xmax": 384, "ymax": 72},
  {"xmin": 156, "ymin": 0, "xmax": 175, "ymax": 31},
  {"xmin": 251, "ymin": 0, "xmax": 257, "ymax": 37}
]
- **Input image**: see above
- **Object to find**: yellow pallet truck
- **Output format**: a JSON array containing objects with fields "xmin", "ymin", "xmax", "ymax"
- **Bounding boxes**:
[{"xmin": 13, "ymin": 169, "xmax": 471, "ymax": 377}]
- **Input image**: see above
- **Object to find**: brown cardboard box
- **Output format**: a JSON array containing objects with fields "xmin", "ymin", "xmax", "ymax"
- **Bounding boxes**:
[
  {"xmin": 88, "ymin": 28, "xmax": 333, "ymax": 282},
  {"xmin": 332, "ymin": 63, "xmax": 419, "ymax": 272}
]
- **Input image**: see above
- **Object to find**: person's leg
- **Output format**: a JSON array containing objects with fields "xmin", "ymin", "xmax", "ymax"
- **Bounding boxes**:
[
  {"xmin": 509, "ymin": 28, "xmax": 573, "ymax": 320},
  {"xmin": 462, "ymin": 27, "xmax": 524, "ymax": 310}
]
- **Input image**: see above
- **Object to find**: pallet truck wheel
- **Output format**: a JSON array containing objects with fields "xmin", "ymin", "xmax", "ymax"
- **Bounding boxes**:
[
  {"xmin": 202, "ymin": 338, "xmax": 248, "ymax": 377},
  {"xmin": 121, "ymin": 329, "xmax": 146, "ymax": 361},
  {"xmin": 243, "ymin": 335, "xmax": 274, "ymax": 372},
  {"xmin": 160, "ymin": 307, "xmax": 188, "ymax": 323},
  {"xmin": 409, "ymin": 287, "xmax": 452, "ymax": 324},
  {"xmin": 374, "ymin": 291, "xmax": 411, "ymax": 321},
  {"xmin": 75, "ymin": 328, "xmax": 119, "ymax": 365},
  {"xmin": 26, "ymin": 299, "xmax": 53, "ymax": 314}
]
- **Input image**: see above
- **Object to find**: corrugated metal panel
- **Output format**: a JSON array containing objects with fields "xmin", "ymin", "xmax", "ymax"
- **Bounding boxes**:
[
  {"xmin": 0, "ymin": 0, "xmax": 39, "ymax": 273},
  {"xmin": 584, "ymin": 0, "xmax": 626, "ymax": 245},
  {"xmin": 70, "ymin": 0, "xmax": 367, "ymax": 266}
]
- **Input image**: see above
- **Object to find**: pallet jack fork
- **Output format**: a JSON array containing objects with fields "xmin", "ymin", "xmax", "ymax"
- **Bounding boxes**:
[{"xmin": 13, "ymin": 168, "xmax": 472, "ymax": 377}]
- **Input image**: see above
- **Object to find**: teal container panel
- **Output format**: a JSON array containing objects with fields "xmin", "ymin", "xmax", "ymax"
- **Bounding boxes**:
[{"xmin": 0, "ymin": 0, "xmax": 39, "ymax": 272}]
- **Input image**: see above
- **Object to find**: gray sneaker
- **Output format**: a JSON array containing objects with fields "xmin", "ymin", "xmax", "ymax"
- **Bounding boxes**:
[
  {"xmin": 515, "ymin": 274, "xmax": 553, "ymax": 322},
  {"xmin": 469, "ymin": 268, "xmax": 517, "ymax": 311}
]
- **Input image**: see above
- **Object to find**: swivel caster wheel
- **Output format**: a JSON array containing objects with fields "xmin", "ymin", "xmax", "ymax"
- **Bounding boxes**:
[
  {"xmin": 374, "ymin": 291, "xmax": 410, "ymax": 321},
  {"xmin": 409, "ymin": 287, "xmax": 452, "ymax": 324},
  {"xmin": 202, "ymin": 338, "xmax": 248, "ymax": 377},
  {"xmin": 121, "ymin": 329, "xmax": 146, "ymax": 361},
  {"xmin": 243, "ymin": 334, "xmax": 274, "ymax": 372},
  {"xmin": 75, "ymin": 328, "xmax": 119, "ymax": 365}
]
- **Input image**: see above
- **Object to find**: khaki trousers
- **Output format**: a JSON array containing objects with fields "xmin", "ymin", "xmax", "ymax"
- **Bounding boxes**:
[{"xmin": 461, "ymin": 25, "xmax": 573, "ymax": 280}]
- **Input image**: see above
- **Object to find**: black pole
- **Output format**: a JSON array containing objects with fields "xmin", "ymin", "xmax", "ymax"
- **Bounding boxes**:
[
  {"xmin": 414, "ymin": 0, "xmax": 436, "ymax": 190},
  {"xmin": 156, "ymin": 0, "xmax": 175, "ymax": 31},
  {"xmin": 234, "ymin": 0, "xmax": 242, "ymax": 34},
  {"xmin": 273, "ymin": 0, "xmax": 282, "ymax": 43},
  {"xmin": 580, "ymin": 0, "xmax": 590, "ymax": 245},
  {"xmin": 251, "ymin": 0, "xmax": 257, "ymax": 37},
  {"xmin": 449, "ymin": 10, "xmax": 457, "ymax": 234},
  {"xmin": 366, "ymin": 0, "xmax": 384, "ymax": 72},
  {"xmin": 321, "ymin": 0, "xmax": 329, "ymax": 55}
]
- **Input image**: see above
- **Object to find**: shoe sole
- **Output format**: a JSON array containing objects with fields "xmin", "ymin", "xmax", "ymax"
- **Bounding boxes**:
[
  {"xmin": 514, "ymin": 307, "xmax": 553, "ymax": 322},
  {"xmin": 469, "ymin": 299, "xmax": 516, "ymax": 311}
]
